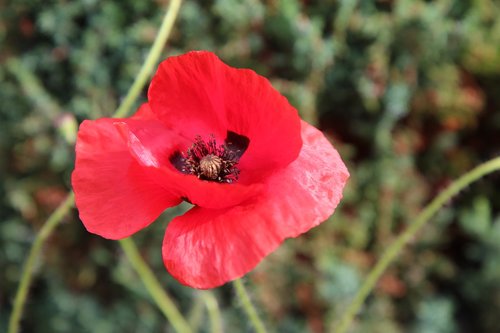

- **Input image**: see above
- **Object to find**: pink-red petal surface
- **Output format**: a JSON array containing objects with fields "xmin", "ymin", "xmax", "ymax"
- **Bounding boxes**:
[
  {"xmin": 72, "ymin": 116, "xmax": 181, "ymax": 239},
  {"xmin": 162, "ymin": 121, "xmax": 349, "ymax": 289},
  {"xmin": 149, "ymin": 51, "xmax": 302, "ymax": 178}
]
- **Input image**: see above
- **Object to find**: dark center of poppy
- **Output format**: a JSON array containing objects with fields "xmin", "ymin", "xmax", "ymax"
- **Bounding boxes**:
[{"xmin": 170, "ymin": 131, "xmax": 249, "ymax": 184}]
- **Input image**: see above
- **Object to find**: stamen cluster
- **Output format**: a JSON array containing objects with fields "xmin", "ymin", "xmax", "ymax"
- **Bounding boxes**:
[{"xmin": 181, "ymin": 135, "xmax": 240, "ymax": 183}]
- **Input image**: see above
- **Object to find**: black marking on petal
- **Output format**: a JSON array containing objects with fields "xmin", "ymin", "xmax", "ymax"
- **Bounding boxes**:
[
  {"xmin": 169, "ymin": 151, "xmax": 188, "ymax": 173},
  {"xmin": 181, "ymin": 196, "xmax": 192, "ymax": 204},
  {"xmin": 225, "ymin": 131, "xmax": 249, "ymax": 159}
]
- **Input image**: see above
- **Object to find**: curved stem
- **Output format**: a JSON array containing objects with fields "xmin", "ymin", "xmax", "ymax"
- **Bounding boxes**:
[
  {"xmin": 113, "ymin": 0, "xmax": 182, "ymax": 118},
  {"xmin": 119, "ymin": 238, "xmax": 192, "ymax": 333},
  {"xmin": 233, "ymin": 279, "xmax": 267, "ymax": 333},
  {"xmin": 7, "ymin": 2, "xmax": 183, "ymax": 332},
  {"xmin": 200, "ymin": 291, "xmax": 223, "ymax": 333},
  {"xmin": 333, "ymin": 156, "xmax": 500, "ymax": 333},
  {"xmin": 8, "ymin": 193, "xmax": 75, "ymax": 333}
]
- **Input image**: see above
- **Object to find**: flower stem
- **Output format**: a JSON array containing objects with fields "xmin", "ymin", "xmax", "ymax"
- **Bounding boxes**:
[
  {"xmin": 233, "ymin": 279, "xmax": 267, "ymax": 333},
  {"xmin": 113, "ymin": 0, "xmax": 182, "ymax": 118},
  {"xmin": 119, "ymin": 238, "xmax": 192, "ymax": 333},
  {"xmin": 200, "ymin": 291, "xmax": 223, "ymax": 333},
  {"xmin": 7, "ymin": 2, "xmax": 182, "ymax": 332},
  {"xmin": 333, "ymin": 156, "xmax": 500, "ymax": 333},
  {"xmin": 7, "ymin": 192, "xmax": 75, "ymax": 333}
]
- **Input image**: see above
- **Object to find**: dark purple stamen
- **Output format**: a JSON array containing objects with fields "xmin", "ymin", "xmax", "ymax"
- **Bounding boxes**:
[{"xmin": 170, "ymin": 131, "xmax": 249, "ymax": 184}]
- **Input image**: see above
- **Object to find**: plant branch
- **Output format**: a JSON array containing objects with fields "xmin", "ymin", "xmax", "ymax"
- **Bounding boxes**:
[
  {"xmin": 119, "ymin": 238, "xmax": 192, "ymax": 333},
  {"xmin": 333, "ymin": 156, "xmax": 500, "ymax": 333},
  {"xmin": 114, "ymin": 0, "xmax": 182, "ymax": 118},
  {"xmin": 200, "ymin": 291, "xmax": 223, "ymax": 333},
  {"xmin": 233, "ymin": 279, "xmax": 267, "ymax": 333},
  {"xmin": 8, "ymin": 193, "xmax": 75, "ymax": 333}
]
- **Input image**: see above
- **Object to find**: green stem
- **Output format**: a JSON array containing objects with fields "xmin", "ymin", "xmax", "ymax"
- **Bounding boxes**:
[
  {"xmin": 200, "ymin": 291, "xmax": 223, "ymax": 333},
  {"xmin": 333, "ymin": 156, "xmax": 500, "ymax": 333},
  {"xmin": 7, "ymin": 2, "xmax": 183, "ymax": 332},
  {"xmin": 233, "ymin": 279, "xmax": 267, "ymax": 333},
  {"xmin": 187, "ymin": 294, "xmax": 204, "ymax": 331},
  {"xmin": 8, "ymin": 192, "xmax": 75, "ymax": 333},
  {"xmin": 113, "ymin": 0, "xmax": 182, "ymax": 118},
  {"xmin": 5, "ymin": 58, "xmax": 63, "ymax": 120},
  {"xmin": 119, "ymin": 238, "xmax": 192, "ymax": 333}
]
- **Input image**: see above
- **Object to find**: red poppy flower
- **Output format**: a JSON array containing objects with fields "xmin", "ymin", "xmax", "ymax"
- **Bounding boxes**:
[{"xmin": 72, "ymin": 51, "xmax": 349, "ymax": 289}]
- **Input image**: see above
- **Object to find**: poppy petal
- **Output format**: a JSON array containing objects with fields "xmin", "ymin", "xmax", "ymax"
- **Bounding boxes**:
[
  {"xmin": 162, "ymin": 121, "xmax": 349, "ymax": 288},
  {"xmin": 72, "ymin": 114, "xmax": 182, "ymax": 240},
  {"xmin": 148, "ymin": 51, "xmax": 302, "ymax": 180},
  {"xmin": 131, "ymin": 102, "xmax": 158, "ymax": 120}
]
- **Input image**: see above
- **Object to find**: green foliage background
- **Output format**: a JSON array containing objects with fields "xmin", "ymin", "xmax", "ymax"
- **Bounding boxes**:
[{"xmin": 1, "ymin": 0, "xmax": 500, "ymax": 332}]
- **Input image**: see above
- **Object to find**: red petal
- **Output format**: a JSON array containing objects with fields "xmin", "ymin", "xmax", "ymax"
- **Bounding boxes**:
[
  {"xmin": 151, "ymin": 168, "xmax": 263, "ymax": 209},
  {"xmin": 148, "ymin": 51, "xmax": 302, "ymax": 180},
  {"xmin": 162, "ymin": 121, "xmax": 349, "ymax": 288},
  {"xmin": 131, "ymin": 102, "xmax": 158, "ymax": 120},
  {"xmin": 72, "ymin": 111, "xmax": 182, "ymax": 239}
]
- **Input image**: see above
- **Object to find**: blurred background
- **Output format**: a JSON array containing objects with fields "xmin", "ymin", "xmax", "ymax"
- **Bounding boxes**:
[{"xmin": 1, "ymin": 0, "xmax": 500, "ymax": 332}]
